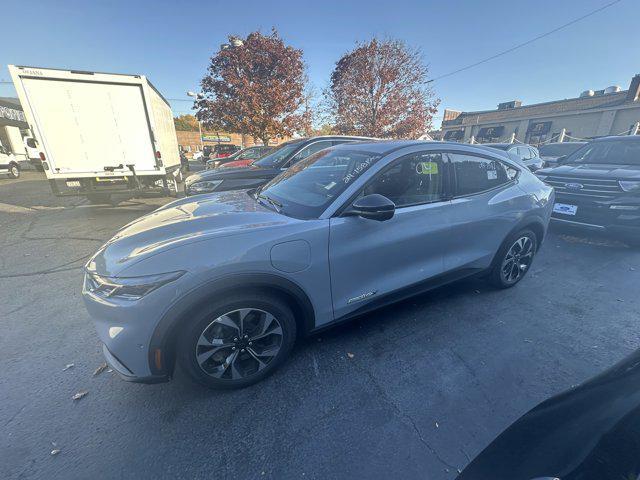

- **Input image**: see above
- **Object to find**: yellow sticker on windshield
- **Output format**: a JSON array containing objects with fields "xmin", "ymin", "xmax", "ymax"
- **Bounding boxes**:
[{"xmin": 416, "ymin": 162, "xmax": 439, "ymax": 175}]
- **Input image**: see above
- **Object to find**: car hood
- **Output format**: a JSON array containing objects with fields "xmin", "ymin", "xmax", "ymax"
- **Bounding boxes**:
[
  {"xmin": 221, "ymin": 159, "xmax": 254, "ymax": 169},
  {"xmin": 538, "ymin": 163, "xmax": 640, "ymax": 179},
  {"xmin": 185, "ymin": 165, "xmax": 280, "ymax": 184},
  {"xmin": 87, "ymin": 190, "xmax": 296, "ymax": 276}
]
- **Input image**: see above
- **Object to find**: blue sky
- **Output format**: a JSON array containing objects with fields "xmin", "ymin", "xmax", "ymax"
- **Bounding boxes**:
[{"xmin": 0, "ymin": 0, "xmax": 635, "ymax": 128}]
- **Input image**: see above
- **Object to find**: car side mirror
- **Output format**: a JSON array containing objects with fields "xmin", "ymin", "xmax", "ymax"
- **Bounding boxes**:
[{"xmin": 348, "ymin": 194, "xmax": 395, "ymax": 221}]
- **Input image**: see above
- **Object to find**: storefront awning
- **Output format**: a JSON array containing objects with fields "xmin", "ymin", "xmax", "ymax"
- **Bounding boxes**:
[
  {"xmin": 477, "ymin": 126, "xmax": 505, "ymax": 138},
  {"xmin": 527, "ymin": 121, "xmax": 552, "ymax": 135},
  {"xmin": 443, "ymin": 129, "xmax": 464, "ymax": 140}
]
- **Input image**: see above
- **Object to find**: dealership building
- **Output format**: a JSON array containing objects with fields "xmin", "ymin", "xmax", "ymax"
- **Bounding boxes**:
[
  {"xmin": 440, "ymin": 74, "xmax": 640, "ymax": 145},
  {"xmin": 0, "ymin": 97, "xmax": 31, "ymax": 161}
]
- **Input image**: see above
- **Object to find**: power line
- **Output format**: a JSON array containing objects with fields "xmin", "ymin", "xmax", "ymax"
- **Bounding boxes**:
[{"xmin": 427, "ymin": 0, "xmax": 624, "ymax": 83}]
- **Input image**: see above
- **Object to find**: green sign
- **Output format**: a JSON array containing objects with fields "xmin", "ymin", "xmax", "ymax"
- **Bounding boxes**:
[{"xmin": 202, "ymin": 135, "xmax": 231, "ymax": 142}]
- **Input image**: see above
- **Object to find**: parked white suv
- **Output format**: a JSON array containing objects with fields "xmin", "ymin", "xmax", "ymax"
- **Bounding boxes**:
[{"xmin": 0, "ymin": 144, "xmax": 20, "ymax": 179}]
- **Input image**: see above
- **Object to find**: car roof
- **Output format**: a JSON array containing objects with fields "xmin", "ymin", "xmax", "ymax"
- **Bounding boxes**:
[
  {"xmin": 539, "ymin": 141, "xmax": 586, "ymax": 146},
  {"xmin": 331, "ymin": 140, "xmax": 529, "ymax": 159},
  {"xmin": 484, "ymin": 143, "xmax": 516, "ymax": 148},
  {"xmin": 591, "ymin": 135, "xmax": 640, "ymax": 143}
]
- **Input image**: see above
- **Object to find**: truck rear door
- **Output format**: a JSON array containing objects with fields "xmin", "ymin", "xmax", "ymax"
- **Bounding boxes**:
[{"xmin": 17, "ymin": 75, "xmax": 157, "ymax": 175}]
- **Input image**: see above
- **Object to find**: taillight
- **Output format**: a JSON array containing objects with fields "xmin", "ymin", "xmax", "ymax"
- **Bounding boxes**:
[
  {"xmin": 39, "ymin": 152, "xmax": 46, "ymax": 161},
  {"xmin": 155, "ymin": 151, "xmax": 162, "ymax": 159}
]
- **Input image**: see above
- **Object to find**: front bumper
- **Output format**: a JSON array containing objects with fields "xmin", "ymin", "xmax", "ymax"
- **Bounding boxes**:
[
  {"xmin": 102, "ymin": 344, "xmax": 169, "ymax": 384},
  {"xmin": 82, "ymin": 272, "xmax": 185, "ymax": 383},
  {"xmin": 551, "ymin": 194, "xmax": 640, "ymax": 238}
]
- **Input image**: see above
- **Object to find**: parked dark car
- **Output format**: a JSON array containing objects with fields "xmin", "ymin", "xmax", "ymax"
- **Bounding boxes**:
[
  {"xmin": 536, "ymin": 135, "xmax": 640, "ymax": 247},
  {"xmin": 205, "ymin": 145, "xmax": 273, "ymax": 170},
  {"xmin": 185, "ymin": 136, "xmax": 374, "ymax": 196},
  {"xmin": 457, "ymin": 347, "xmax": 640, "ymax": 480},
  {"xmin": 485, "ymin": 143, "xmax": 544, "ymax": 172},
  {"xmin": 539, "ymin": 141, "xmax": 587, "ymax": 167}
]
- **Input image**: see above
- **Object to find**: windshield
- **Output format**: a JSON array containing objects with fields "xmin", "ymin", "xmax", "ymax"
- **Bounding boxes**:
[
  {"xmin": 253, "ymin": 142, "xmax": 302, "ymax": 168},
  {"xmin": 257, "ymin": 148, "xmax": 382, "ymax": 219},
  {"xmin": 565, "ymin": 140, "xmax": 640, "ymax": 165},
  {"xmin": 539, "ymin": 143, "xmax": 584, "ymax": 157}
]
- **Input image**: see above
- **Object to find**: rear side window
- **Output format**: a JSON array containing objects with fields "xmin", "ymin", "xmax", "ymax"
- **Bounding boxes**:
[
  {"xmin": 449, "ymin": 153, "xmax": 514, "ymax": 196},
  {"xmin": 517, "ymin": 147, "xmax": 532, "ymax": 160}
]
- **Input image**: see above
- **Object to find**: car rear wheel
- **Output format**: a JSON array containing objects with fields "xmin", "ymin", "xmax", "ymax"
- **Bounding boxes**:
[
  {"xmin": 178, "ymin": 292, "xmax": 297, "ymax": 389},
  {"xmin": 489, "ymin": 229, "xmax": 537, "ymax": 288},
  {"xmin": 8, "ymin": 164, "xmax": 20, "ymax": 179}
]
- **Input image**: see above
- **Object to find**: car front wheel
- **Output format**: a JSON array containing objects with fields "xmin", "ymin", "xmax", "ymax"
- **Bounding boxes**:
[
  {"xmin": 178, "ymin": 292, "xmax": 297, "ymax": 389},
  {"xmin": 8, "ymin": 164, "xmax": 20, "ymax": 179},
  {"xmin": 489, "ymin": 229, "xmax": 537, "ymax": 288}
]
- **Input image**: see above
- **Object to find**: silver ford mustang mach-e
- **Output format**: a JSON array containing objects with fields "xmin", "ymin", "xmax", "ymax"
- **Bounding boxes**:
[{"xmin": 83, "ymin": 141, "xmax": 554, "ymax": 389}]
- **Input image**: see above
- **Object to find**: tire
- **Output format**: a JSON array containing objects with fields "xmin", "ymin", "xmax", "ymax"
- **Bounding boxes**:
[
  {"xmin": 86, "ymin": 193, "xmax": 112, "ymax": 205},
  {"xmin": 8, "ymin": 164, "xmax": 20, "ymax": 179},
  {"xmin": 489, "ymin": 228, "xmax": 538, "ymax": 289},
  {"xmin": 178, "ymin": 292, "xmax": 297, "ymax": 389}
]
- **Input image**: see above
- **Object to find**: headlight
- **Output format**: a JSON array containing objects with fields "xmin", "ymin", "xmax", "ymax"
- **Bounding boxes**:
[
  {"xmin": 188, "ymin": 179, "xmax": 223, "ymax": 193},
  {"xmin": 85, "ymin": 271, "xmax": 185, "ymax": 300},
  {"xmin": 619, "ymin": 180, "xmax": 640, "ymax": 192}
]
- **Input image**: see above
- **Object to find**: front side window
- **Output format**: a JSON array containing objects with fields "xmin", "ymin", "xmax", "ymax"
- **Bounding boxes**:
[
  {"xmin": 449, "ymin": 153, "xmax": 513, "ymax": 196},
  {"xmin": 257, "ymin": 149, "xmax": 382, "ymax": 219},
  {"xmin": 363, "ymin": 152, "xmax": 445, "ymax": 207}
]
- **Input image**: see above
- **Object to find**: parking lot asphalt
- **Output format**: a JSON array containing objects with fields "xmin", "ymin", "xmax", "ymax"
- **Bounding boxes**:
[{"xmin": 1, "ymin": 171, "xmax": 639, "ymax": 480}]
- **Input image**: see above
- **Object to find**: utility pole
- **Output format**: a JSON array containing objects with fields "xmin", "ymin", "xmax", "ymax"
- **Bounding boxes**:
[{"xmin": 187, "ymin": 91, "xmax": 204, "ymax": 151}]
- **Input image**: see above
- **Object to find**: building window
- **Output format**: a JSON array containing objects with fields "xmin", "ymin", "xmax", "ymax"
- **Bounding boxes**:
[
  {"xmin": 526, "ymin": 121, "xmax": 552, "ymax": 146},
  {"xmin": 476, "ymin": 126, "xmax": 505, "ymax": 143}
]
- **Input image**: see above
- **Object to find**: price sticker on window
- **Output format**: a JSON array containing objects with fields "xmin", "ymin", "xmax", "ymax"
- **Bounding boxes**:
[{"xmin": 416, "ymin": 162, "xmax": 439, "ymax": 175}]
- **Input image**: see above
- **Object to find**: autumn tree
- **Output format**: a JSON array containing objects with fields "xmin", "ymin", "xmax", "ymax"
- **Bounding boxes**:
[
  {"xmin": 196, "ymin": 30, "xmax": 307, "ymax": 146},
  {"xmin": 173, "ymin": 114, "xmax": 200, "ymax": 132},
  {"xmin": 326, "ymin": 38, "xmax": 439, "ymax": 139}
]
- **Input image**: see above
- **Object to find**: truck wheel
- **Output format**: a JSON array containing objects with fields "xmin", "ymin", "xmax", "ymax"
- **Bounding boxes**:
[
  {"xmin": 8, "ymin": 164, "xmax": 20, "ymax": 179},
  {"xmin": 87, "ymin": 193, "xmax": 112, "ymax": 205}
]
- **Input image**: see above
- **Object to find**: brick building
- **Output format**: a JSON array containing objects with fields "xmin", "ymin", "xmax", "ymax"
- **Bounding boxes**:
[
  {"xmin": 176, "ymin": 130, "xmax": 288, "ymax": 156},
  {"xmin": 441, "ymin": 74, "xmax": 640, "ymax": 145}
]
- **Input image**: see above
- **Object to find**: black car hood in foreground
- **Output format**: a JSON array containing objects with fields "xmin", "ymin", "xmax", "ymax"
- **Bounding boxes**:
[
  {"xmin": 538, "ymin": 162, "xmax": 640, "ymax": 180},
  {"xmin": 457, "ymin": 348, "xmax": 640, "ymax": 480},
  {"xmin": 185, "ymin": 165, "xmax": 280, "ymax": 185}
]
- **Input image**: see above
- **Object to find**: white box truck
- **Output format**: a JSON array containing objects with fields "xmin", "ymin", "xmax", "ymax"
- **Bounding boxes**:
[{"xmin": 8, "ymin": 65, "xmax": 182, "ymax": 203}]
